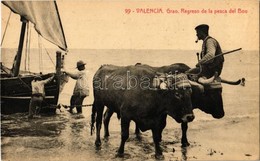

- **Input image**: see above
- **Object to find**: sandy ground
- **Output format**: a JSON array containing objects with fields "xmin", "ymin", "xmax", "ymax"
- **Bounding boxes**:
[
  {"xmin": 2, "ymin": 96, "xmax": 259, "ymax": 161},
  {"xmin": 1, "ymin": 50, "xmax": 259, "ymax": 160},
  {"xmin": 73, "ymin": 108, "xmax": 259, "ymax": 161},
  {"xmin": 57, "ymin": 70, "xmax": 260, "ymax": 161},
  {"xmin": 1, "ymin": 93, "xmax": 259, "ymax": 161}
]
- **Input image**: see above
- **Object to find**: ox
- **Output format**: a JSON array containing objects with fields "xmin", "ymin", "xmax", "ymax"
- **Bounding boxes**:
[
  {"xmin": 91, "ymin": 64, "xmax": 197, "ymax": 158},
  {"xmin": 102, "ymin": 63, "xmax": 245, "ymax": 147}
]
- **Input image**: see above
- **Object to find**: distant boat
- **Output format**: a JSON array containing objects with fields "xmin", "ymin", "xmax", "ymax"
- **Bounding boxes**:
[{"xmin": 1, "ymin": 1, "xmax": 68, "ymax": 114}]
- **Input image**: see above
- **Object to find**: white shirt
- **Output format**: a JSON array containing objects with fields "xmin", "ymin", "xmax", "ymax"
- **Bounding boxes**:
[
  {"xmin": 31, "ymin": 76, "xmax": 53, "ymax": 96},
  {"xmin": 66, "ymin": 69, "xmax": 89, "ymax": 96}
]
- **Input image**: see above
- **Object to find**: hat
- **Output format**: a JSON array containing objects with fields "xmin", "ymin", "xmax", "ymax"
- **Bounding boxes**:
[
  {"xmin": 195, "ymin": 24, "xmax": 209, "ymax": 34},
  {"xmin": 76, "ymin": 60, "xmax": 86, "ymax": 68}
]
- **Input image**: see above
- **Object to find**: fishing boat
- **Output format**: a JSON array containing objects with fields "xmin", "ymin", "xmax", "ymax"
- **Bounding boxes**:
[{"xmin": 1, "ymin": 1, "xmax": 68, "ymax": 114}]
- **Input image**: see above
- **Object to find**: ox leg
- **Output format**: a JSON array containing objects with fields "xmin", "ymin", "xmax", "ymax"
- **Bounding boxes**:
[
  {"xmin": 158, "ymin": 114, "xmax": 167, "ymax": 142},
  {"xmin": 94, "ymin": 102, "xmax": 104, "ymax": 148},
  {"xmin": 103, "ymin": 108, "xmax": 113, "ymax": 138},
  {"xmin": 181, "ymin": 122, "xmax": 190, "ymax": 147},
  {"xmin": 152, "ymin": 127, "xmax": 164, "ymax": 159},
  {"xmin": 117, "ymin": 118, "xmax": 130, "ymax": 157}
]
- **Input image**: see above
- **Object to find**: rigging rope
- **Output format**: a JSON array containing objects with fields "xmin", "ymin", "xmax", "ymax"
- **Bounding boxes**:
[
  {"xmin": 25, "ymin": 22, "xmax": 30, "ymax": 71},
  {"xmin": 37, "ymin": 35, "xmax": 56, "ymax": 72},
  {"xmin": 17, "ymin": 77, "xmax": 32, "ymax": 91},
  {"xmin": 43, "ymin": 44, "xmax": 56, "ymax": 67},
  {"xmin": 28, "ymin": 24, "xmax": 32, "ymax": 71},
  {"xmin": 38, "ymin": 35, "xmax": 43, "ymax": 72},
  {"xmin": 1, "ymin": 10, "xmax": 12, "ymax": 46}
]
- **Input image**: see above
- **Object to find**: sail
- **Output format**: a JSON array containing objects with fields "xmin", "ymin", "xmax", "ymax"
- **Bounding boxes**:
[{"xmin": 2, "ymin": 1, "xmax": 67, "ymax": 51}]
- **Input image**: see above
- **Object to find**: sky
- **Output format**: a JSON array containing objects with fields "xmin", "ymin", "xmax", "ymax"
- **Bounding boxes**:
[{"xmin": 1, "ymin": 0, "xmax": 259, "ymax": 51}]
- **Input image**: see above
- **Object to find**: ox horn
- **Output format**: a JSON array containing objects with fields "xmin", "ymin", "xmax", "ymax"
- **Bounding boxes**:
[
  {"xmin": 221, "ymin": 77, "xmax": 245, "ymax": 86},
  {"xmin": 198, "ymin": 72, "xmax": 218, "ymax": 85},
  {"xmin": 189, "ymin": 80, "xmax": 204, "ymax": 93}
]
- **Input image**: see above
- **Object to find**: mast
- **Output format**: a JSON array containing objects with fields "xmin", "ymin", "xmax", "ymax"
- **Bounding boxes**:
[
  {"xmin": 56, "ymin": 51, "xmax": 62, "ymax": 88},
  {"xmin": 11, "ymin": 16, "xmax": 28, "ymax": 77}
]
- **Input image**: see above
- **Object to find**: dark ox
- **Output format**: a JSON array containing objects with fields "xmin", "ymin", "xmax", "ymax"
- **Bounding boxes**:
[
  {"xmin": 103, "ymin": 63, "xmax": 245, "ymax": 147},
  {"xmin": 90, "ymin": 64, "xmax": 196, "ymax": 158}
]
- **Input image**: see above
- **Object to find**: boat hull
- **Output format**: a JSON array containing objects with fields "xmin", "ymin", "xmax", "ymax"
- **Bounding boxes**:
[{"xmin": 1, "ymin": 73, "xmax": 59, "ymax": 114}]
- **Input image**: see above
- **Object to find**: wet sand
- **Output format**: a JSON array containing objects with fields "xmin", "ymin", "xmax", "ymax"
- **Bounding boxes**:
[
  {"xmin": 1, "ymin": 83, "xmax": 259, "ymax": 161},
  {"xmin": 1, "ymin": 110, "xmax": 258, "ymax": 161},
  {"xmin": 1, "ymin": 50, "xmax": 259, "ymax": 160}
]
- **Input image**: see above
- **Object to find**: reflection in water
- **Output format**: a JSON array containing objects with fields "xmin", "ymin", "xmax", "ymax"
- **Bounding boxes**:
[
  {"xmin": 181, "ymin": 147, "xmax": 188, "ymax": 161},
  {"xmin": 1, "ymin": 111, "xmax": 192, "ymax": 161},
  {"xmin": 1, "ymin": 111, "xmax": 95, "ymax": 160},
  {"xmin": 1, "ymin": 113, "xmax": 68, "ymax": 137},
  {"xmin": 67, "ymin": 114, "xmax": 89, "ymax": 150}
]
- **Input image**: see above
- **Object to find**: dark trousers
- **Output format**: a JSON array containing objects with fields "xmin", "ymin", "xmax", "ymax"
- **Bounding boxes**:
[
  {"xmin": 28, "ymin": 96, "xmax": 43, "ymax": 118},
  {"xmin": 70, "ymin": 95, "xmax": 86, "ymax": 113}
]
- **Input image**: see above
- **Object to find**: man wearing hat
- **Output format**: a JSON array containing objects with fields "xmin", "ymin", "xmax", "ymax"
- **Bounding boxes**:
[
  {"xmin": 64, "ymin": 60, "xmax": 89, "ymax": 113},
  {"xmin": 28, "ymin": 74, "xmax": 55, "ymax": 119},
  {"xmin": 190, "ymin": 24, "xmax": 224, "ymax": 80}
]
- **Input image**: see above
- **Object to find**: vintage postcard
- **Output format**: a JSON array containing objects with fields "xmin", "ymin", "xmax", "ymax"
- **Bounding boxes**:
[{"xmin": 1, "ymin": 0, "xmax": 259, "ymax": 160}]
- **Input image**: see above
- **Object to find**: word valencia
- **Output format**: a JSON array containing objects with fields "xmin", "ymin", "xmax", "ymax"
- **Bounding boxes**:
[{"xmin": 135, "ymin": 8, "xmax": 163, "ymax": 14}]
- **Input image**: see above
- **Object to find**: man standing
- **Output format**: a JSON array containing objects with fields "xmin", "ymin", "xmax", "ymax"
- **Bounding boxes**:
[
  {"xmin": 28, "ymin": 74, "xmax": 54, "ymax": 119},
  {"xmin": 64, "ymin": 60, "xmax": 89, "ymax": 113},
  {"xmin": 192, "ymin": 24, "xmax": 224, "ymax": 79}
]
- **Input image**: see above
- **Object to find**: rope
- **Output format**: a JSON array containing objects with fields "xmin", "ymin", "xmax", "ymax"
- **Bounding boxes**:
[
  {"xmin": 38, "ymin": 35, "xmax": 43, "ymax": 72},
  {"xmin": 61, "ymin": 104, "xmax": 93, "ymax": 109},
  {"xmin": 1, "ymin": 10, "xmax": 12, "ymax": 46},
  {"xmin": 25, "ymin": 22, "xmax": 30, "ymax": 71},
  {"xmin": 17, "ymin": 76, "xmax": 32, "ymax": 91},
  {"xmin": 36, "ymin": 104, "xmax": 61, "ymax": 115},
  {"xmin": 43, "ymin": 44, "xmax": 55, "ymax": 67},
  {"xmin": 35, "ymin": 103, "xmax": 93, "ymax": 115},
  {"xmin": 27, "ymin": 23, "xmax": 32, "ymax": 71}
]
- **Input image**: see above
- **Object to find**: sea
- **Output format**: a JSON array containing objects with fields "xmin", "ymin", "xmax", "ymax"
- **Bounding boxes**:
[{"xmin": 1, "ymin": 49, "xmax": 259, "ymax": 160}]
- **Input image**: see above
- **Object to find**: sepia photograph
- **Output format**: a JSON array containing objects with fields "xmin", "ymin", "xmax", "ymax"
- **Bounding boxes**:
[{"xmin": 1, "ymin": 0, "xmax": 259, "ymax": 160}]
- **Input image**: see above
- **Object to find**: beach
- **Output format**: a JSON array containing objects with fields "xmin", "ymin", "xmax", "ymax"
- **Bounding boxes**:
[{"xmin": 1, "ymin": 49, "xmax": 259, "ymax": 160}]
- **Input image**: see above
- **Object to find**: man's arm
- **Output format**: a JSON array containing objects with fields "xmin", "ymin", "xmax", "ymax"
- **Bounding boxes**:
[
  {"xmin": 65, "ymin": 71, "xmax": 81, "ymax": 80},
  {"xmin": 198, "ymin": 38, "xmax": 217, "ymax": 65}
]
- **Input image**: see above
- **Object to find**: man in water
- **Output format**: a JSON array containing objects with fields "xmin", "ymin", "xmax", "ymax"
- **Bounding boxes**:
[
  {"xmin": 28, "ymin": 74, "xmax": 54, "ymax": 119},
  {"xmin": 64, "ymin": 60, "xmax": 89, "ymax": 113}
]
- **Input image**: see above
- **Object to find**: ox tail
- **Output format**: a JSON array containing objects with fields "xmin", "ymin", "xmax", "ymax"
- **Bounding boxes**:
[
  {"xmin": 221, "ymin": 78, "xmax": 245, "ymax": 86},
  {"xmin": 90, "ymin": 102, "xmax": 97, "ymax": 136}
]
